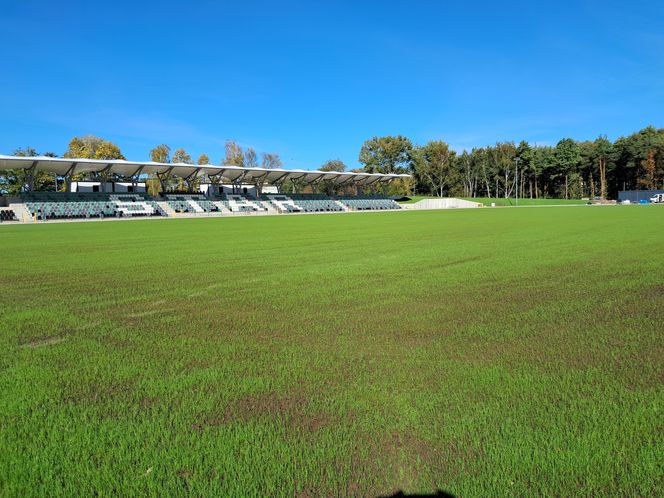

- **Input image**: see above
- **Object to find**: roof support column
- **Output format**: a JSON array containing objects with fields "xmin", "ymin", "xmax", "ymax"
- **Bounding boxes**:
[
  {"xmin": 233, "ymin": 171, "xmax": 249, "ymax": 195},
  {"xmin": 307, "ymin": 173, "xmax": 326, "ymax": 194},
  {"xmin": 25, "ymin": 161, "xmax": 38, "ymax": 192},
  {"xmin": 336, "ymin": 175, "xmax": 356, "ymax": 196},
  {"xmin": 63, "ymin": 162, "xmax": 78, "ymax": 193},
  {"xmin": 270, "ymin": 171, "xmax": 291, "ymax": 194},
  {"xmin": 99, "ymin": 164, "xmax": 113, "ymax": 193},
  {"xmin": 362, "ymin": 176, "xmax": 384, "ymax": 196},
  {"xmin": 290, "ymin": 175, "xmax": 307, "ymax": 194},
  {"xmin": 184, "ymin": 169, "xmax": 199, "ymax": 193},
  {"xmin": 207, "ymin": 172, "xmax": 223, "ymax": 197},
  {"xmin": 254, "ymin": 171, "xmax": 270, "ymax": 196},
  {"xmin": 156, "ymin": 167, "xmax": 174, "ymax": 196},
  {"xmin": 130, "ymin": 166, "xmax": 144, "ymax": 193}
]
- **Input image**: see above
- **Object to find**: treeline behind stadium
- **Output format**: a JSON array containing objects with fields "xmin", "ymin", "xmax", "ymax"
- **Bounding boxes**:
[
  {"xmin": 359, "ymin": 126, "xmax": 664, "ymax": 200},
  {"xmin": 2, "ymin": 126, "xmax": 663, "ymax": 200}
]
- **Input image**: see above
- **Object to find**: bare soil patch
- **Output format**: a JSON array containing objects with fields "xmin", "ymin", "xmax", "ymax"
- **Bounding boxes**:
[{"xmin": 20, "ymin": 336, "xmax": 66, "ymax": 348}]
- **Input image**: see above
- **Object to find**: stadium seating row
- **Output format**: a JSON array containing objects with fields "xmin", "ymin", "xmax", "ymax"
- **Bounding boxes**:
[
  {"xmin": 213, "ymin": 194, "xmax": 268, "ymax": 213},
  {"xmin": 163, "ymin": 194, "xmax": 213, "ymax": 214},
  {"xmin": 0, "ymin": 209, "xmax": 17, "ymax": 222},
  {"xmin": 14, "ymin": 193, "xmax": 401, "ymax": 221},
  {"xmin": 265, "ymin": 194, "xmax": 345, "ymax": 213},
  {"xmin": 24, "ymin": 199, "xmax": 165, "ymax": 220},
  {"xmin": 336, "ymin": 196, "xmax": 401, "ymax": 210},
  {"xmin": 263, "ymin": 194, "xmax": 400, "ymax": 212}
]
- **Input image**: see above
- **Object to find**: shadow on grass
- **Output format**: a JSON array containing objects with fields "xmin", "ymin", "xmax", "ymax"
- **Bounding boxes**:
[{"xmin": 381, "ymin": 491, "xmax": 455, "ymax": 498}]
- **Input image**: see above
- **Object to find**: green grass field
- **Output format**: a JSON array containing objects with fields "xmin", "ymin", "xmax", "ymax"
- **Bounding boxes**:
[
  {"xmin": 1, "ymin": 207, "xmax": 662, "ymax": 496},
  {"xmin": 463, "ymin": 197, "xmax": 589, "ymax": 207}
]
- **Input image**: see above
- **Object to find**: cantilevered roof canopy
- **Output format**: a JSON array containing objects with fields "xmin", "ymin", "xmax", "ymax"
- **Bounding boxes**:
[{"xmin": 0, "ymin": 155, "xmax": 410, "ymax": 185}]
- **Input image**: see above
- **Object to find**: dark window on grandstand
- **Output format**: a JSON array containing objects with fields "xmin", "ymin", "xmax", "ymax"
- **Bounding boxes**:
[
  {"xmin": 243, "ymin": 187, "xmax": 248, "ymax": 194},
  {"xmin": 92, "ymin": 185, "xmax": 100, "ymax": 192},
  {"xmin": 127, "ymin": 186, "xmax": 134, "ymax": 193}
]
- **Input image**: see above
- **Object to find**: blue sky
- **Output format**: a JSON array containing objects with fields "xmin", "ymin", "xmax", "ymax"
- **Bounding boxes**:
[{"xmin": 1, "ymin": 0, "xmax": 662, "ymax": 169}]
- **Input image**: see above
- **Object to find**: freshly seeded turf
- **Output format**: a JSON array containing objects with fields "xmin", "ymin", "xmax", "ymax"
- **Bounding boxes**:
[
  {"xmin": 462, "ymin": 197, "xmax": 589, "ymax": 206},
  {"xmin": 1, "ymin": 206, "xmax": 662, "ymax": 496}
]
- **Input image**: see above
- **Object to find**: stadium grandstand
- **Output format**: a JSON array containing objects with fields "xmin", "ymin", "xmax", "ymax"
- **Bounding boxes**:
[{"xmin": 0, "ymin": 155, "xmax": 408, "ymax": 223}]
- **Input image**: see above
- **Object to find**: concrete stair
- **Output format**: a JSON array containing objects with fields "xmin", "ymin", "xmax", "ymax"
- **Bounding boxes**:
[
  {"xmin": 187, "ymin": 200, "xmax": 204, "ymax": 213},
  {"xmin": 157, "ymin": 201, "xmax": 177, "ymax": 217},
  {"xmin": 334, "ymin": 200, "xmax": 350, "ymax": 211},
  {"xmin": 260, "ymin": 200, "xmax": 277, "ymax": 213},
  {"xmin": 8, "ymin": 203, "xmax": 33, "ymax": 222},
  {"xmin": 213, "ymin": 201, "xmax": 232, "ymax": 214}
]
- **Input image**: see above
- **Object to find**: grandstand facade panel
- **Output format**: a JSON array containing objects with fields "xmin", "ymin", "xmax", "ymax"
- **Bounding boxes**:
[{"xmin": 8, "ymin": 192, "xmax": 402, "ymax": 223}]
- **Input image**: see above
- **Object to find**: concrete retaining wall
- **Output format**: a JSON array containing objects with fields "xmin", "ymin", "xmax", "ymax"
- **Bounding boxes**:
[{"xmin": 404, "ymin": 198, "xmax": 482, "ymax": 210}]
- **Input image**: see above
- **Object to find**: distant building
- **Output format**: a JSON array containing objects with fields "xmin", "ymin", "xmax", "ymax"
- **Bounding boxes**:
[{"xmin": 618, "ymin": 190, "xmax": 664, "ymax": 203}]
